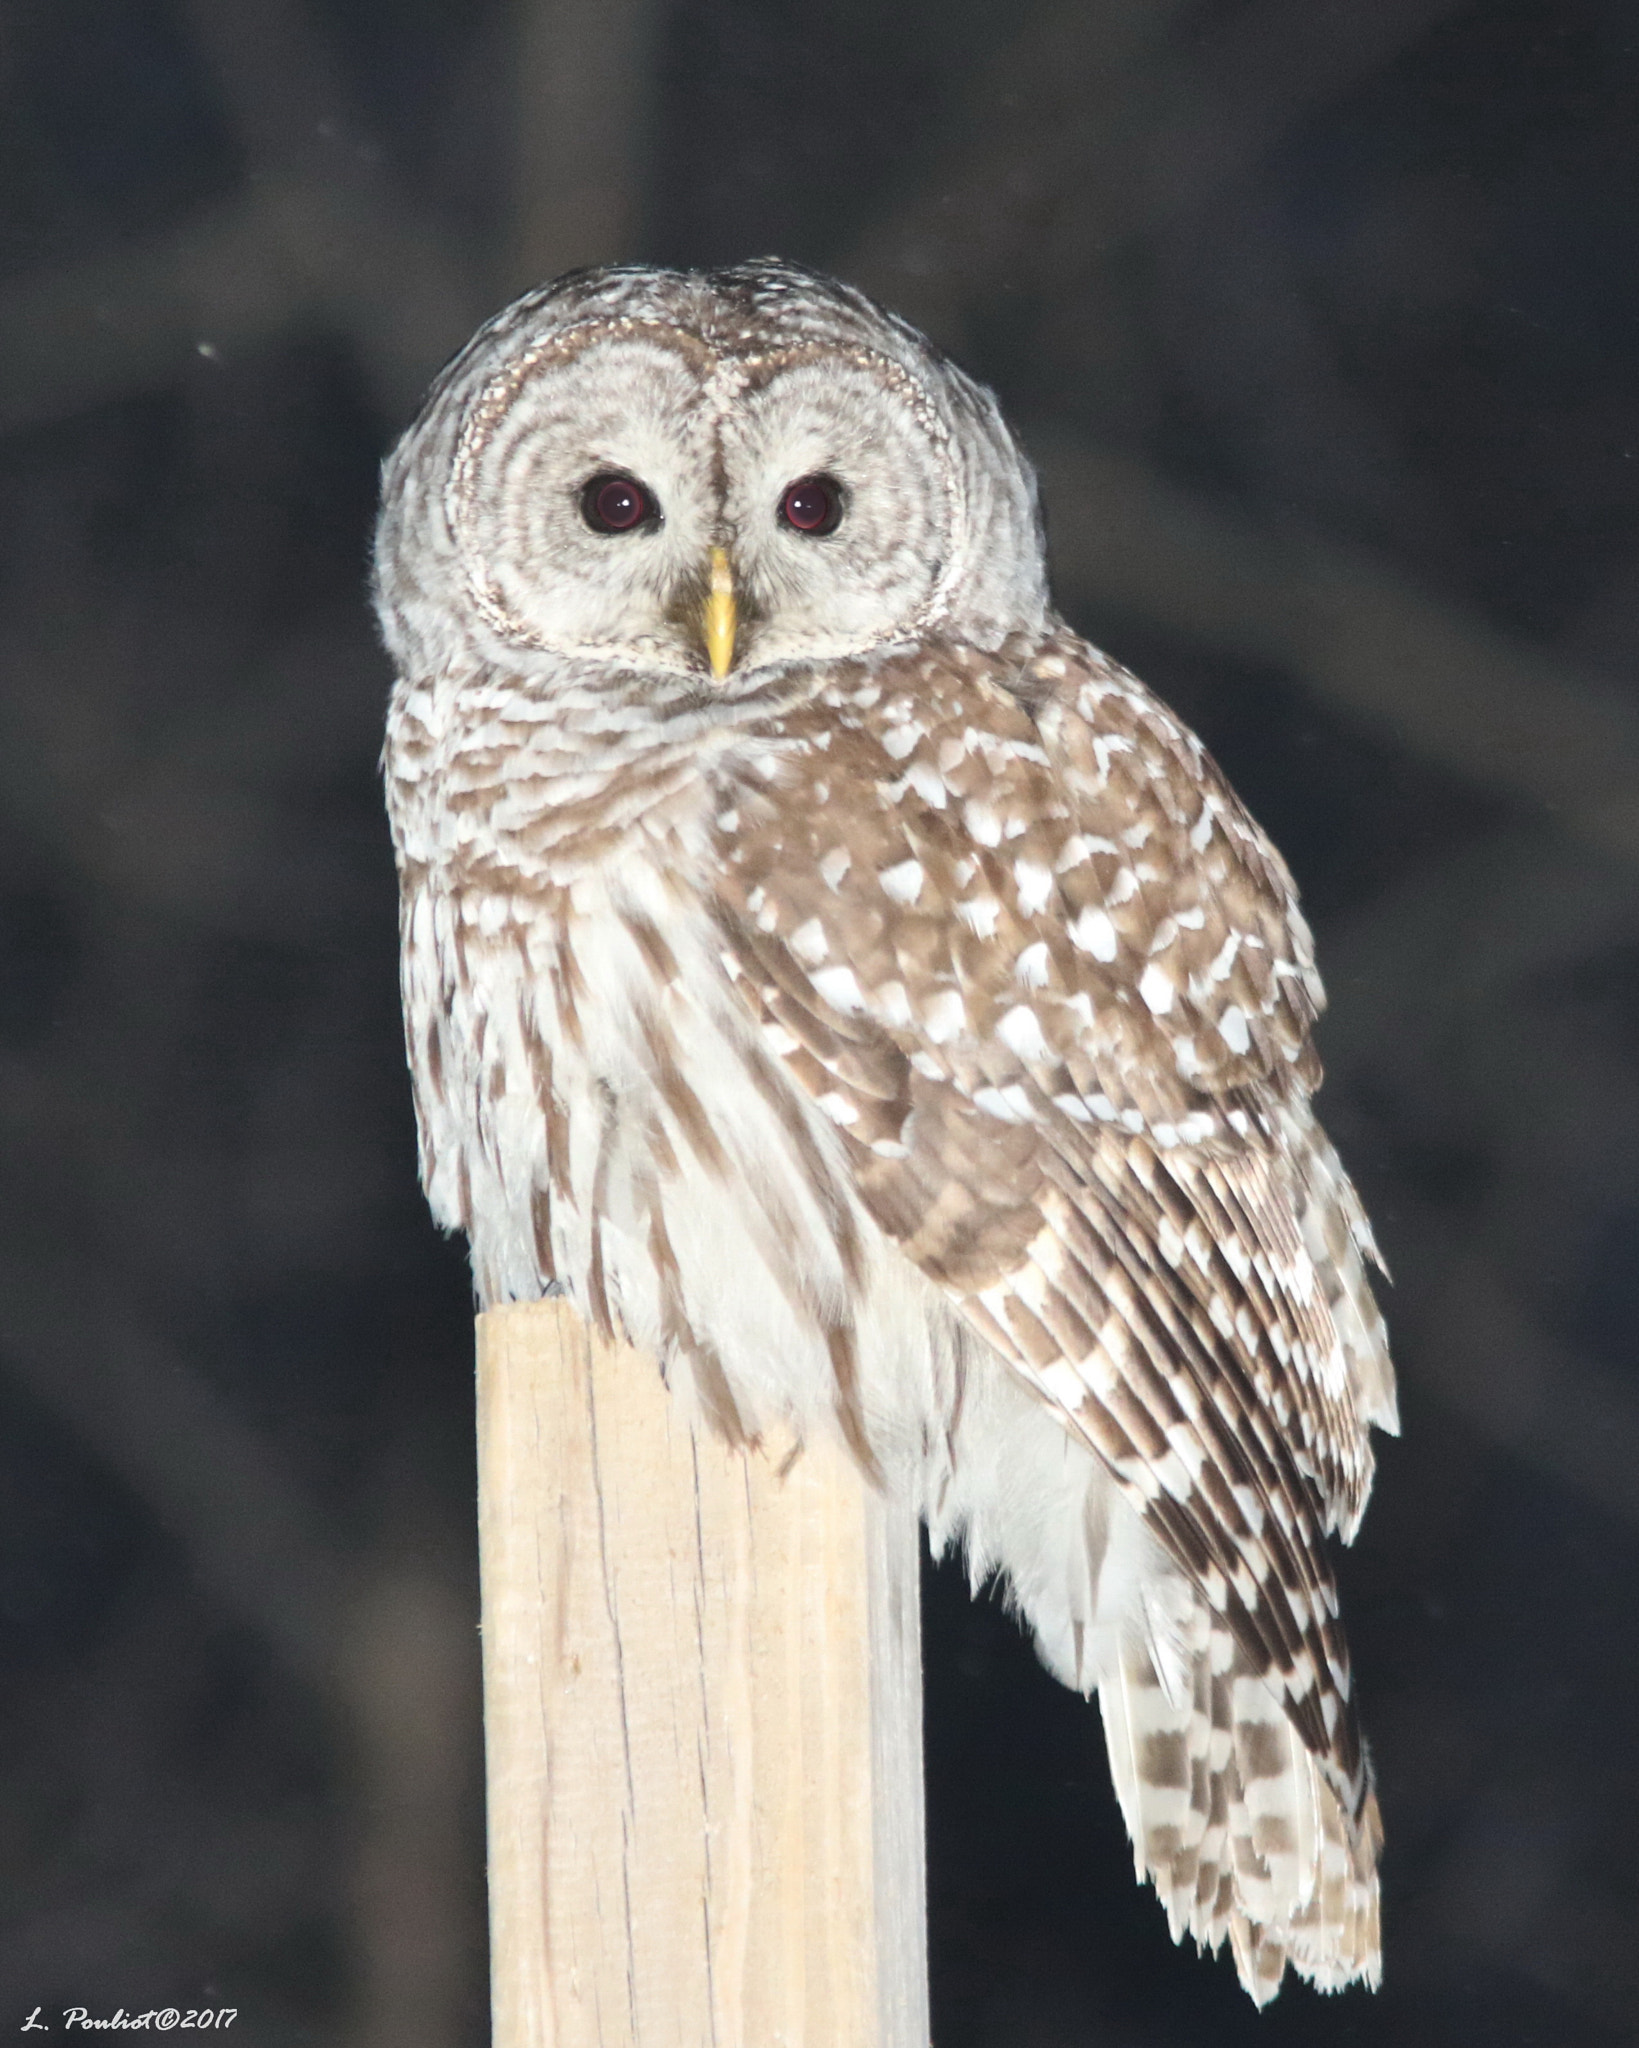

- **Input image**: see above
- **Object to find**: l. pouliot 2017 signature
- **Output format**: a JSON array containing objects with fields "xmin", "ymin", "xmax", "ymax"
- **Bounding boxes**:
[{"xmin": 21, "ymin": 2009, "xmax": 237, "ymax": 2032}]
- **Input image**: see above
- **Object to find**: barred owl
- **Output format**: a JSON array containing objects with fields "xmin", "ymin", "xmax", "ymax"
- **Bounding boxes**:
[{"xmin": 375, "ymin": 261, "xmax": 1398, "ymax": 2004}]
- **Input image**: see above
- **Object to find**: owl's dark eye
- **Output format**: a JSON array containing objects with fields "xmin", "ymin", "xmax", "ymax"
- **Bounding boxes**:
[
  {"xmin": 778, "ymin": 474, "xmax": 844, "ymax": 536},
  {"xmin": 581, "ymin": 472, "xmax": 658, "ymax": 534}
]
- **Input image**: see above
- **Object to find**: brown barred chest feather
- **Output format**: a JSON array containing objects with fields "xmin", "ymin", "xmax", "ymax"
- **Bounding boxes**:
[{"xmin": 401, "ymin": 851, "xmax": 892, "ymax": 1460}]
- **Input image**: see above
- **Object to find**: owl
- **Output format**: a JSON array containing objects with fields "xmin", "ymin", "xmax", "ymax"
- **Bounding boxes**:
[{"xmin": 374, "ymin": 261, "xmax": 1399, "ymax": 2005}]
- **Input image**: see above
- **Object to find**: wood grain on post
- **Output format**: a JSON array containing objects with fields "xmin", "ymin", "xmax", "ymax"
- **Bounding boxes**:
[{"xmin": 476, "ymin": 1298, "xmax": 929, "ymax": 2048}]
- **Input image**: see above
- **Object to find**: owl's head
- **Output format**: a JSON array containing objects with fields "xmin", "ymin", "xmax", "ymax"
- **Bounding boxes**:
[{"xmin": 375, "ymin": 262, "xmax": 1048, "ymax": 693}]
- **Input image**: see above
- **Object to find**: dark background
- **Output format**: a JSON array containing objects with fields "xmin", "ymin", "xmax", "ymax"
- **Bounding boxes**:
[{"xmin": 3, "ymin": 2, "xmax": 1638, "ymax": 2041}]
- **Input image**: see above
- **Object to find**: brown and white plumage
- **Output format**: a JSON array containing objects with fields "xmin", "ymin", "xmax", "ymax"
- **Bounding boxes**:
[{"xmin": 376, "ymin": 261, "xmax": 1398, "ymax": 2003}]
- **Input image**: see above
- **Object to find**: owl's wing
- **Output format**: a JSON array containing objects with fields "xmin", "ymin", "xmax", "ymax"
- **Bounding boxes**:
[{"xmin": 711, "ymin": 629, "xmax": 1395, "ymax": 1818}]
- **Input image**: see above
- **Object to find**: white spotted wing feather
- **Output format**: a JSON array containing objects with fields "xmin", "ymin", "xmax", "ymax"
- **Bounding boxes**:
[{"xmin": 708, "ymin": 629, "xmax": 1395, "ymax": 2000}]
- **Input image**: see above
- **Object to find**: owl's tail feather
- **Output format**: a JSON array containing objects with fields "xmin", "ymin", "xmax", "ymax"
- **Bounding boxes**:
[{"xmin": 1097, "ymin": 1605, "xmax": 1381, "ymax": 2006}]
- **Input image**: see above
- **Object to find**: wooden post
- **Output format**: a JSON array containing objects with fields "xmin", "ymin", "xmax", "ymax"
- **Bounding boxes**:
[{"xmin": 476, "ymin": 1299, "xmax": 929, "ymax": 2048}]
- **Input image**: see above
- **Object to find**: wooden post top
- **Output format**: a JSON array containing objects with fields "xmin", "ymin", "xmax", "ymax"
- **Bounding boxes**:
[{"xmin": 476, "ymin": 1299, "xmax": 929, "ymax": 2048}]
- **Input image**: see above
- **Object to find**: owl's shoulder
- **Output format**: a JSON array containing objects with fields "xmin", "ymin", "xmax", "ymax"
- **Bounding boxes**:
[
  {"xmin": 715, "ymin": 628, "xmax": 1323, "ymax": 1103},
  {"xmin": 1013, "ymin": 627, "xmax": 1304, "ymax": 912}
]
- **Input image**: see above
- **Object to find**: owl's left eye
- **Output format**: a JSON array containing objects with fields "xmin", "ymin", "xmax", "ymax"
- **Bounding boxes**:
[
  {"xmin": 581, "ymin": 473, "xmax": 659, "ymax": 534},
  {"xmin": 778, "ymin": 474, "xmax": 844, "ymax": 536}
]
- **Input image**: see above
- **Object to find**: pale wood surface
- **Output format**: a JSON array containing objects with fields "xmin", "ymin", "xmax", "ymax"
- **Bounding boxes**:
[{"xmin": 476, "ymin": 1298, "xmax": 930, "ymax": 2048}]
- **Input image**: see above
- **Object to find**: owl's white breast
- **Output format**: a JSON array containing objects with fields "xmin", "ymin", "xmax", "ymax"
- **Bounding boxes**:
[
  {"xmin": 405, "ymin": 823, "xmax": 1158, "ymax": 1665},
  {"xmin": 389, "ymin": 684, "xmax": 946, "ymax": 1469}
]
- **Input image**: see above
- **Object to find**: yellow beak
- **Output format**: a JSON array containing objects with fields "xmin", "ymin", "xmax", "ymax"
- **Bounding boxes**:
[{"xmin": 703, "ymin": 545, "xmax": 737, "ymax": 680}]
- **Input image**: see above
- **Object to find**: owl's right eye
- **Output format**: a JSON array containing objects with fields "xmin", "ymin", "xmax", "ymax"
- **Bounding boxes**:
[{"xmin": 581, "ymin": 473, "xmax": 659, "ymax": 534}]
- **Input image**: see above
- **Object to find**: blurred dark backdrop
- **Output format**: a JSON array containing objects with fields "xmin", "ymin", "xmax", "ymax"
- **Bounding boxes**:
[{"xmin": 3, "ymin": 2, "xmax": 1638, "ymax": 2042}]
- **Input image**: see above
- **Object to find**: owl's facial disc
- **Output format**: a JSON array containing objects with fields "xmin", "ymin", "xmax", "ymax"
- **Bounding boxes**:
[
  {"xmin": 718, "ymin": 355, "xmax": 958, "ymax": 671},
  {"xmin": 450, "ymin": 333, "xmax": 723, "ymax": 673},
  {"xmin": 446, "ymin": 317, "xmax": 1036, "ymax": 682}
]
